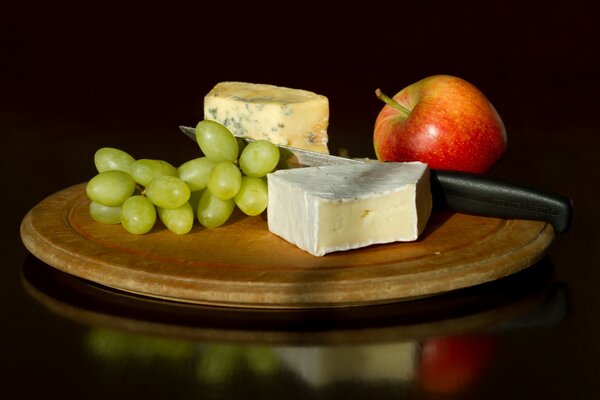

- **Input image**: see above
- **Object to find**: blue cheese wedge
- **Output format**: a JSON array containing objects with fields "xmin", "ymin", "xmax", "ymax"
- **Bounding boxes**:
[
  {"xmin": 203, "ymin": 81, "xmax": 330, "ymax": 153},
  {"xmin": 267, "ymin": 162, "xmax": 431, "ymax": 256}
]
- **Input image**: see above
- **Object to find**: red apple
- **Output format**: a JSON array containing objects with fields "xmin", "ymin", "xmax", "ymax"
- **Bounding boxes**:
[{"xmin": 374, "ymin": 75, "xmax": 507, "ymax": 174}]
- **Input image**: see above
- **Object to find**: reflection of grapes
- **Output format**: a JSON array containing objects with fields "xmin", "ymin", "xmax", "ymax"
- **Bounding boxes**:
[
  {"xmin": 196, "ymin": 344, "xmax": 280, "ymax": 383},
  {"xmin": 85, "ymin": 329, "xmax": 281, "ymax": 392},
  {"xmin": 86, "ymin": 121, "xmax": 280, "ymax": 234},
  {"xmin": 86, "ymin": 328, "xmax": 193, "ymax": 361},
  {"xmin": 244, "ymin": 346, "xmax": 279, "ymax": 375},
  {"xmin": 196, "ymin": 345, "xmax": 242, "ymax": 383}
]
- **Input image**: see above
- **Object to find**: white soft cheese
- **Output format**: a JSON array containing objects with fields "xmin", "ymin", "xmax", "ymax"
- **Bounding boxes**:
[
  {"xmin": 267, "ymin": 162, "xmax": 431, "ymax": 256},
  {"xmin": 203, "ymin": 81, "xmax": 330, "ymax": 153}
]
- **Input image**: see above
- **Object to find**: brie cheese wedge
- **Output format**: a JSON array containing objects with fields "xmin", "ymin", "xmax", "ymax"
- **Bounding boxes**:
[{"xmin": 267, "ymin": 162, "xmax": 431, "ymax": 256}]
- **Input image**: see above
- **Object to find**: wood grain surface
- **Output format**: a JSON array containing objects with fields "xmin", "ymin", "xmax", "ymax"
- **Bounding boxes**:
[{"xmin": 20, "ymin": 184, "xmax": 555, "ymax": 309}]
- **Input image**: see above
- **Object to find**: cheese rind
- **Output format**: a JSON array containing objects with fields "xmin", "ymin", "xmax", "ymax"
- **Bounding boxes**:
[
  {"xmin": 203, "ymin": 82, "xmax": 329, "ymax": 154},
  {"xmin": 267, "ymin": 162, "xmax": 431, "ymax": 256}
]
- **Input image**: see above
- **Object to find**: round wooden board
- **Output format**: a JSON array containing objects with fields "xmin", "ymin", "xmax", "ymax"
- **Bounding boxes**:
[{"xmin": 20, "ymin": 184, "xmax": 555, "ymax": 309}]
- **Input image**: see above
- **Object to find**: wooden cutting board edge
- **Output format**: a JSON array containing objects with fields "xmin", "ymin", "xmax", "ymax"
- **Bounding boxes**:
[{"xmin": 20, "ymin": 184, "xmax": 556, "ymax": 309}]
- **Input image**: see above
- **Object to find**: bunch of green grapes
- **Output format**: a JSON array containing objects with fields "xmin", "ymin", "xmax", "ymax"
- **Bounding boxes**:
[{"xmin": 85, "ymin": 120, "xmax": 279, "ymax": 235}]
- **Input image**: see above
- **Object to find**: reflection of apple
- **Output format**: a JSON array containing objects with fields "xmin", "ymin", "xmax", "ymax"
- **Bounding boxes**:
[
  {"xmin": 418, "ymin": 335, "xmax": 496, "ymax": 394},
  {"xmin": 374, "ymin": 75, "xmax": 507, "ymax": 174}
]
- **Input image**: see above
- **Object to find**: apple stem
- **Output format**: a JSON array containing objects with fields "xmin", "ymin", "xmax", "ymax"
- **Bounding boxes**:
[{"xmin": 375, "ymin": 89, "xmax": 411, "ymax": 116}]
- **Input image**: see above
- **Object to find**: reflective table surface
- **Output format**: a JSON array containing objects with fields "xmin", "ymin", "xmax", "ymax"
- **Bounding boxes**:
[{"xmin": 4, "ymin": 2, "xmax": 599, "ymax": 399}]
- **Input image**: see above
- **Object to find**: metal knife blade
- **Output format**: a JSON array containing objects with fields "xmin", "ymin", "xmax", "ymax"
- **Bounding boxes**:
[
  {"xmin": 179, "ymin": 125, "xmax": 360, "ymax": 168},
  {"xmin": 178, "ymin": 125, "xmax": 572, "ymax": 234}
]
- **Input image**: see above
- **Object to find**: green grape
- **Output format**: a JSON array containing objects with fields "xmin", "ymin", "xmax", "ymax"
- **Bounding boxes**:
[
  {"xmin": 177, "ymin": 157, "xmax": 215, "ymax": 191},
  {"xmin": 131, "ymin": 159, "xmax": 177, "ymax": 187},
  {"xmin": 188, "ymin": 190, "xmax": 202, "ymax": 211},
  {"xmin": 197, "ymin": 189, "xmax": 235, "ymax": 228},
  {"xmin": 157, "ymin": 202, "xmax": 194, "ymax": 235},
  {"xmin": 238, "ymin": 140, "xmax": 280, "ymax": 177},
  {"xmin": 120, "ymin": 195, "xmax": 156, "ymax": 234},
  {"xmin": 89, "ymin": 201, "xmax": 122, "ymax": 224},
  {"xmin": 195, "ymin": 120, "xmax": 239, "ymax": 163},
  {"xmin": 94, "ymin": 147, "xmax": 135, "ymax": 174},
  {"xmin": 207, "ymin": 161, "xmax": 242, "ymax": 200},
  {"xmin": 86, "ymin": 170, "xmax": 136, "ymax": 206},
  {"xmin": 145, "ymin": 175, "xmax": 190, "ymax": 209},
  {"xmin": 234, "ymin": 176, "xmax": 268, "ymax": 216}
]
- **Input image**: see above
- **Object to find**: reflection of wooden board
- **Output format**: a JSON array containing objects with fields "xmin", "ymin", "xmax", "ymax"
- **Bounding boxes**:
[
  {"xmin": 20, "ymin": 184, "xmax": 555, "ymax": 309},
  {"xmin": 22, "ymin": 255, "xmax": 559, "ymax": 345}
]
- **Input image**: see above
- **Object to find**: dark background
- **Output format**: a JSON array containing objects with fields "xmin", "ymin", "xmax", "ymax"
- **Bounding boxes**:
[
  {"xmin": 4, "ymin": 0, "xmax": 597, "ymax": 224},
  {"xmin": 3, "ymin": 1, "xmax": 600, "ymax": 398},
  {"xmin": 3, "ymin": 1, "xmax": 598, "ymax": 144}
]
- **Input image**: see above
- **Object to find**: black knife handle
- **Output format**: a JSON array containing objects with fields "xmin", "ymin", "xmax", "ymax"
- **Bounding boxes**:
[{"xmin": 430, "ymin": 170, "xmax": 573, "ymax": 234}]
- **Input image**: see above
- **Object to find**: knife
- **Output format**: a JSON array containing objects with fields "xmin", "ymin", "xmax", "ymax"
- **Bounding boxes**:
[{"xmin": 179, "ymin": 125, "xmax": 572, "ymax": 234}]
